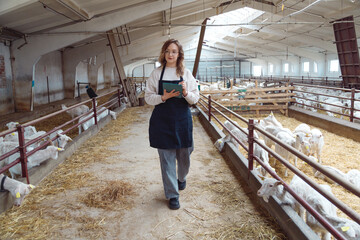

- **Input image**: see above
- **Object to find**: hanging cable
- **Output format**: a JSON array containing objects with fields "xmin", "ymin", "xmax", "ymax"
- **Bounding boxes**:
[{"xmin": 168, "ymin": 0, "xmax": 173, "ymax": 39}]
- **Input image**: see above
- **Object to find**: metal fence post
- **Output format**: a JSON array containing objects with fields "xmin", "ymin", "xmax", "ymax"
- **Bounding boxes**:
[
  {"xmin": 248, "ymin": 119, "xmax": 254, "ymax": 179},
  {"xmin": 117, "ymin": 88, "xmax": 121, "ymax": 108},
  {"xmin": 208, "ymin": 95, "xmax": 212, "ymax": 122},
  {"xmin": 92, "ymin": 98, "xmax": 98, "ymax": 126},
  {"xmin": 17, "ymin": 124, "xmax": 30, "ymax": 184},
  {"xmin": 350, "ymin": 88, "xmax": 355, "ymax": 122}
]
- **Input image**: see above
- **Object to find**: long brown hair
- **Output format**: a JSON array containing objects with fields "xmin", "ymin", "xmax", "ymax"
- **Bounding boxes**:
[{"xmin": 158, "ymin": 39, "xmax": 185, "ymax": 76}]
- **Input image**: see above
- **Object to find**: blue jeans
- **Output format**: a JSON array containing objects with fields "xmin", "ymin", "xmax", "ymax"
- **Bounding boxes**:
[{"xmin": 158, "ymin": 146, "xmax": 193, "ymax": 199}]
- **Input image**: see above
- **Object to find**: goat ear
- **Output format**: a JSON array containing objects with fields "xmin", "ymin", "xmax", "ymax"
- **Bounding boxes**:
[
  {"xmin": 28, "ymin": 184, "xmax": 35, "ymax": 189},
  {"xmin": 48, "ymin": 139, "xmax": 54, "ymax": 146},
  {"xmin": 274, "ymin": 181, "xmax": 282, "ymax": 186},
  {"xmin": 68, "ymin": 137, "xmax": 73, "ymax": 142}
]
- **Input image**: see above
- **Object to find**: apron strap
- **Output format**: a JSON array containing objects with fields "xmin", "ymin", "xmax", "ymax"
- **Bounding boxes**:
[{"xmin": 158, "ymin": 65, "xmax": 166, "ymax": 92}]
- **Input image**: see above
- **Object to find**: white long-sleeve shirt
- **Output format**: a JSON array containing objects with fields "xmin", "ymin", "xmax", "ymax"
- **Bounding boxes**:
[{"xmin": 145, "ymin": 67, "xmax": 200, "ymax": 105}]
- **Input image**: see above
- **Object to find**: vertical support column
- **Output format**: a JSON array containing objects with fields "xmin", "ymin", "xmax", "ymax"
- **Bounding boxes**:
[
  {"xmin": 208, "ymin": 95, "xmax": 211, "ymax": 122},
  {"xmin": 247, "ymin": 119, "xmax": 254, "ymax": 179},
  {"xmin": 17, "ymin": 125, "xmax": 29, "ymax": 184},
  {"xmin": 192, "ymin": 18, "xmax": 209, "ymax": 78},
  {"xmin": 107, "ymin": 30, "xmax": 138, "ymax": 106}
]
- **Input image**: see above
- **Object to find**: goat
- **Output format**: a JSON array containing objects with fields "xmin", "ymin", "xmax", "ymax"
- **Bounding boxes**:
[
  {"xmin": 258, "ymin": 175, "xmax": 337, "ymax": 239},
  {"xmin": 0, "ymin": 174, "xmax": 35, "ymax": 206},
  {"xmin": 274, "ymin": 131, "xmax": 296, "ymax": 176},
  {"xmin": 78, "ymin": 107, "xmax": 116, "ymax": 134},
  {"xmin": 346, "ymin": 169, "xmax": 360, "ymax": 189},
  {"xmin": 61, "ymin": 104, "xmax": 89, "ymax": 119},
  {"xmin": 5, "ymin": 141, "xmax": 64, "ymax": 178},
  {"xmin": 309, "ymin": 129, "xmax": 324, "ymax": 164}
]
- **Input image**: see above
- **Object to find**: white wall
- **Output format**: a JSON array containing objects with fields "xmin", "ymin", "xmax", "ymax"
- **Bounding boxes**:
[
  {"xmin": 34, "ymin": 51, "xmax": 64, "ymax": 106},
  {"xmin": 97, "ymin": 64, "xmax": 105, "ymax": 90},
  {"xmin": 0, "ymin": 43, "xmax": 14, "ymax": 114},
  {"xmin": 75, "ymin": 61, "xmax": 89, "ymax": 97}
]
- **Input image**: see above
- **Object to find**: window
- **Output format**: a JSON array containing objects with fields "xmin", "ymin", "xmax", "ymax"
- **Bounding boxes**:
[
  {"xmin": 253, "ymin": 66, "xmax": 262, "ymax": 76},
  {"xmin": 303, "ymin": 62, "xmax": 309, "ymax": 72},
  {"xmin": 284, "ymin": 63, "xmax": 289, "ymax": 73},
  {"xmin": 314, "ymin": 62, "xmax": 318, "ymax": 73},
  {"xmin": 330, "ymin": 59, "xmax": 339, "ymax": 72},
  {"xmin": 269, "ymin": 64, "xmax": 273, "ymax": 73}
]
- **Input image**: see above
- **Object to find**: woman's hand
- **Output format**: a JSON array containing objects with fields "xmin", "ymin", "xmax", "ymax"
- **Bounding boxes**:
[
  {"xmin": 161, "ymin": 89, "xmax": 180, "ymax": 101},
  {"xmin": 179, "ymin": 81, "xmax": 188, "ymax": 97}
]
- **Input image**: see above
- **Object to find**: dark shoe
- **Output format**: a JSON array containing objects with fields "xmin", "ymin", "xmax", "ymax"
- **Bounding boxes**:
[
  {"xmin": 178, "ymin": 179, "xmax": 186, "ymax": 191},
  {"xmin": 169, "ymin": 197, "xmax": 180, "ymax": 210}
]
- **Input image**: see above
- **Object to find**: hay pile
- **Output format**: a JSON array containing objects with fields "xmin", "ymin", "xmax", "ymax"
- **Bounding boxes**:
[
  {"xmin": 212, "ymin": 112, "xmax": 360, "ymax": 219},
  {"xmin": 0, "ymin": 107, "xmax": 140, "ymax": 239},
  {"xmin": 81, "ymin": 180, "xmax": 135, "ymax": 210}
]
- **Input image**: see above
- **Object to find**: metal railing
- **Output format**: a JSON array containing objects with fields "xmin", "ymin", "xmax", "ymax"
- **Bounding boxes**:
[
  {"xmin": 0, "ymin": 88, "xmax": 124, "ymax": 184},
  {"xmin": 198, "ymin": 93, "xmax": 360, "ymax": 239},
  {"xmin": 291, "ymin": 83, "xmax": 360, "ymax": 123}
]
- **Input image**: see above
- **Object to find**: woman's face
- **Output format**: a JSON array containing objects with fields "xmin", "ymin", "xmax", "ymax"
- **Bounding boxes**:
[{"xmin": 165, "ymin": 43, "xmax": 179, "ymax": 67}]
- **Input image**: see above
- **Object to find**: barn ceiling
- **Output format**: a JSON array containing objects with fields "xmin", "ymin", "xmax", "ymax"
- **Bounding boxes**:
[{"xmin": 0, "ymin": 0, "xmax": 360, "ymax": 67}]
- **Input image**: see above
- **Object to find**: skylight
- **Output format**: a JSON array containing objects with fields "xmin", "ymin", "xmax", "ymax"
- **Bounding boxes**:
[{"xmin": 204, "ymin": 7, "xmax": 264, "ymax": 46}]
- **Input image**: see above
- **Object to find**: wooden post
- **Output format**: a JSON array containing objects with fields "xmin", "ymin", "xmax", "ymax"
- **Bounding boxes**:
[{"xmin": 192, "ymin": 18, "xmax": 209, "ymax": 78}]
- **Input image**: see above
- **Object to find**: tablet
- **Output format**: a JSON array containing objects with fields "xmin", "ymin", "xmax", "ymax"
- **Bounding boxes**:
[{"xmin": 162, "ymin": 82, "xmax": 183, "ymax": 98}]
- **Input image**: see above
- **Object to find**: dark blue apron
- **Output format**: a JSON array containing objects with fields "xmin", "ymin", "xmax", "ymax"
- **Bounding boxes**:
[{"xmin": 149, "ymin": 66, "xmax": 193, "ymax": 149}]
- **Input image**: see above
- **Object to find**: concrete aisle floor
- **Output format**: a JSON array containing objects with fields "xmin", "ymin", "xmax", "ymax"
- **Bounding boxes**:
[{"xmin": 0, "ymin": 105, "xmax": 285, "ymax": 239}]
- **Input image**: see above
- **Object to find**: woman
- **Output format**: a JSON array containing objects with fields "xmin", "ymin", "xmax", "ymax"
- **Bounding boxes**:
[{"xmin": 145, "ymin": 39, "xmax": 200, "ymax": 210}]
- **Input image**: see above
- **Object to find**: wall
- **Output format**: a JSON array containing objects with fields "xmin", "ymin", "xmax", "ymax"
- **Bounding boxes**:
[
  {"xmin": 33, "ymin": 51, "xmax": 64, "ymax": 106},
  {"xmin": 97, "ymin": 64, "xmax": 105, "ymax": 90},
  {"xmin": 0, "ymin": 43, "xmax": 14, "ymax": 115},
  {"xmin": 75, "ymin": 61, "xmax": 89, "ymax": 97}
]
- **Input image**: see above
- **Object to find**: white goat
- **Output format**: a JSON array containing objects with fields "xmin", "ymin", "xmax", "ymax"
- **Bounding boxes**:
[
  {"xmin": 263, "ymin": 125, "xmax": 293, "ymax": 149},
  {"xmin": 78, "ymin": 107, "xmax": 116, "ymax": 134},
  {"xmin": 263, "ymin": 112, "xmax": 283, "ymax": 128},
  {"xmin": 322, "ymin": 213, "xmax": 360, "ymax": 240},
  {"xmin": 322, "ymin": 100, "xmax": 345, "ymax": 119},
  {"xmin": 5, "ymin": 122, "xmax": 37, "ymax": 137},
  {"xmin": 313, "ymin": 165, "xmax": 348, "ymax": 185},
  {"xmin": 5, "ymin": 143, "xmax": 64, "ymax": 178},
  {"xmin": 0, "ymin": 174, "xmax": 35, "ymax": 206},
  {"xmin": 346, "ymin": 169, "xmax": 360, "ymax": 189},
  {"xmin": 258, "ymin": 175, "xmax": 337, "ymax": 239},
  {"xmin": 274, "ymin": 131, "xmax": 296, "ymax": 176},
  {"xmin": 62, "ymin": 104, "xmax": 89, "ymax": 119},
  {"xmin": 304, "ymin": 184, "xmax": 337, "ymax": 240},
  {"xmin": 253, "ymin": 139, "xmax": 274, "ymax": 177},
  {"xmin": 309, "ymin": 129, "xmax": 324, "ymax": 164},
  {"xmin": 293, "ymin": 123, "xmax": 311, "ymax": 135},
  {"xmin": 49, "ymin": 130, "xmax": 72, "ymax": 149},
  {"xmin": 257, "ymin": 175, "xmax": 306, "ymax": 219}
]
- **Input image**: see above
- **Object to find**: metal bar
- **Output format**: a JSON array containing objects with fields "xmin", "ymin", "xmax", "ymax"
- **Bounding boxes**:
[
  {"xmin": 92, "ymin": 98, "xmax": 98, "ymax": 126},
  {"xmin": 208, "ymin": 95, "xmax": 211, "ymax": 122},
  {"xmin": 247, "ymin": 119, "xmax": 254, "ymax": 179},
  {"xmin": 16, "ymin": 125, "xmax": 29, "ymax": 183},
  {"xmin": 350, "ymin": 88, "xmax": 355, "ymax": 122}
]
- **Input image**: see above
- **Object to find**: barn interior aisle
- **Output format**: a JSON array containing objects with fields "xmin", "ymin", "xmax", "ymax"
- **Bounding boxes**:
[{"xmin": 0, "ymin": 105, "xmax": 285, "ymax": 239}]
